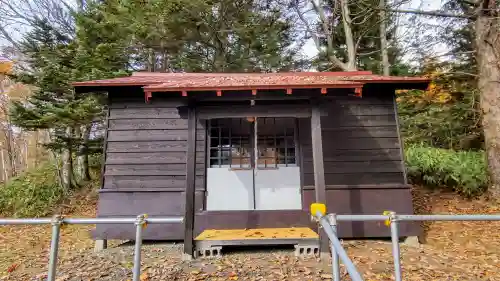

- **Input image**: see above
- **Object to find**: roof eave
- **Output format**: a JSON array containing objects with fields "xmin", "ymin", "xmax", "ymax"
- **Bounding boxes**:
[{"xmin": 142, "ymin": 83, "xmax": 365, "ymax": 93}]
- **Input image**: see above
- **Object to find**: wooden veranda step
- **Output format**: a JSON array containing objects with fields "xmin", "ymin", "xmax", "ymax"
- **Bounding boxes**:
[{"xmin": 194, "ymin": 227, "xmax": 319, "ymax": 247}]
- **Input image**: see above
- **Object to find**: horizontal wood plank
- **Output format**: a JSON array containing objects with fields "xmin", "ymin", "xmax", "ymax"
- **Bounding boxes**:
[
  {"xmin": 301, "ymin": 188, "xmax": 418, "ymax": 237},
  {"xmin": 326, "ymin": 96, "xmax": 393, "ymax": 105},
  {"xmin": 302, "ymin": 138, "xmax": 400, "ymax": 151},
  {"xmin": 302, "ymin": 148, "xmax": 402, "ymax": 162},
  {"xmin": 106, "ymin": 141, "xmax": 205, "ymax": 153},
  {"xmin": 93, "ymin": 224, "xmax": 185, "ymax": 240},
  {"xmin": 105, "ymin": 152, "xmax": 205, "ymax": 164},
  {"xmin": 302, "ymin": 184, "xmax": 410, "ymax": 190},
  {"xmin": 97, "ymin": 191, "xmax": 205, "ymax": 216},
  {"xmin": 103, "ymin": 175, "xmax": 205, "ymax": 189},
  {"xmin": 302, "ymin": 172, "xmax": 405, "ymax": 185},
  {"xmin": 328, "ymin": 104, "xmax": 395, "ymax": 116},
  {"xmin": 300, "ymin": 127, "xmax": 399, "ymax": 139},
  {"xmin": 99, "ymin": 187, "xmax": 206, "ymax": 192},
  {"xmin": 109, "ymin": 101, "xmax": 187, "ymax": 109},
  {"xmin": 321, "ymin": 115, "xmax": 396, "ymax": 128},
  {"xmin": 198, "ymin": 104, "xmax": 312, "ymax": 119},
  {"xmin": 109, "ymin": 107, "xmax": 185, "ymax": 119},
  {"xmin": 109, "ymin": 119, "xmax": 204, "ymax": 130},
  {"xmin": 105, "ymin": 163, "xmax": 205, "ymax": 176},
  {"xmin": 107, "ymin": 130, "xmax": 205, "ymax": 142},
  {"xmin": 302, "ymin": 160, "xmax": 404, "ymax": 174},
  {"xmin": 195, "ymin": 210, "xmax": 312, "ymax": 234}
]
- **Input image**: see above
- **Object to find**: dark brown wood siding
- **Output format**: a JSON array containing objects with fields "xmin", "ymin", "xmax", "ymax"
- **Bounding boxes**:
[
  {"xmin": 103, "ymin": 97, "xmax": 205, "ymax": 191},
  {"xmin": 300, "ymin": 93, "xmax": 406, "ymax": 187},
  {"xmin": 93, "ymin": 89, "xmax": 418, "ymax": 240},
  {"xmin": 94, "ymin": 92, "xmax": 207, "ymax": 240}
]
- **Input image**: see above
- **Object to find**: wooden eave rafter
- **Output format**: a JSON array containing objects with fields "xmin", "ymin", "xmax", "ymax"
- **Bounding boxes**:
[{"xmin": 142, "ymin": 83, "xmax": 365, "ymax": 103}]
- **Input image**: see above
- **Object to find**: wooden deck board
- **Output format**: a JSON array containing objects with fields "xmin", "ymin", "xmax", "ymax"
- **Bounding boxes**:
[{"xmin": 195, "ymin": 227, "xmax": 318, "ymax": 241}]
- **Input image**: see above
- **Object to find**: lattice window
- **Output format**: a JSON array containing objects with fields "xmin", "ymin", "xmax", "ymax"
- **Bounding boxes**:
[
  {"xmin": 209, "ymin": 119, "xmax": 252, "ymax": 168},
  {"xmin": 256, "ymin": 118, "xmax": 296, "ymax": 168},
  {"xmin": 209, "ymin": 118, "xmax": 297, "ymax": 169}
]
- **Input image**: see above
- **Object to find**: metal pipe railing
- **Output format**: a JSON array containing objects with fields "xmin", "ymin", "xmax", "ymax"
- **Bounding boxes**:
[
  {"xmin": 389, "ymin": 212, "xmax": 402, "ymax": 281},
  {"xmin": 327, "ymin": 214, "xmax": 341, "ymax": 281},
  {"xmin": 334, "ymin": 214, "xmax": 500, "ymax": 222},
  {"xmin": 0, "ymin": 214, "xmax": 183, "ymax": 281},
  {"xmin": 316, "ymin": 211, "xmax": 364, "ymax": 281},
  {"xmin": 315, "ymin": 211, "xmax": 500, "ymax": 281},
  {"xmin": 4, "ymin": 210, "xmax": 500, "ymax": 281}
]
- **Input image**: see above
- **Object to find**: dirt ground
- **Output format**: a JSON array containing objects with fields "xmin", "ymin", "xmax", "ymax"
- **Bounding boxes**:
[{"xmin": 1, "ymin": 187, "xmax": 500, "ymax": 281}]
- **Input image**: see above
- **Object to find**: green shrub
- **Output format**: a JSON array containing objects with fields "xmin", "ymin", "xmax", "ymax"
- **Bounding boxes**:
[
  {"xmin": 0, "ymin": 162, "xmax": 64, "ymax": 217},
  {"xmin": 405, "ymin": 144, "xmax": 488, "ymax": 197}
]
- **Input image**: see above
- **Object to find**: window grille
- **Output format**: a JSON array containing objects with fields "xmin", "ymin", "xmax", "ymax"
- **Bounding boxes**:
[{"xmin": 209, "ymin": 118, "xmax": 297, "ymax": 169}]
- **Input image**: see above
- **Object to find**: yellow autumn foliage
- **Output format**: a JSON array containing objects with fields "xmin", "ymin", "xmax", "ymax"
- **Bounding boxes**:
[
  {"xmin": 0, "ymin": 60, "xmax": 13, "ymax": 74},
  {"xmin": 396, "ymin": 69, "xmax": 453, "ymax": 105},
  {"xmin": 0, "ymin": 61, "xmax": 50, "ymax": 181}
]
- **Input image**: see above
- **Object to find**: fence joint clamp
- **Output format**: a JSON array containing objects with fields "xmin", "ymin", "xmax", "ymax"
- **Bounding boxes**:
[
  {"xmin": 51, "ymin": 215, "xmax": 64, "ymax": 227},
  {"xmin": 327, "ymin": 213, "xmax": 337, "ymax": 227},
  {"xmin": 136, "ymin": 214, "xmax": 148, "ymax": 229},
  {"xmin": 383, "ymin": 211, "xmax": 394, "ymax": 226},
  {"xmin": 390, "ymin": 212, "xmax": 399, "ymax": 222}
]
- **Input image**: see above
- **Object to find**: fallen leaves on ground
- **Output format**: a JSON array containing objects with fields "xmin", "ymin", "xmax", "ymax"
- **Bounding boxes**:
[{"xmin": 1, "ymin": 186, "xmax": 500, "ymax": 280}]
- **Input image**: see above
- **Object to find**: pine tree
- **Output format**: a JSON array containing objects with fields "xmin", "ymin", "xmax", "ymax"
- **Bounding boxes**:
[
  {"xmin": 94, "ymin": 0, "xmax": 299, "ymax": 72},
  {"xmin": 72, "ymin": 1, "xmax": 131, "ymax": 180},
  {"xmin": 10, "ymin": 19, "xmax": 109, "ymax": 189}
]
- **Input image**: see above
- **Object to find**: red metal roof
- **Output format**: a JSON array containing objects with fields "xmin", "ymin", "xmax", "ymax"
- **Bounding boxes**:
[
  {"xmin": 72, "ymin": 71, "xmax": 430, "ymax": 90},
  {"xmin": 143, "ymin": 74, "xmax": 364, "ymax": 92}
]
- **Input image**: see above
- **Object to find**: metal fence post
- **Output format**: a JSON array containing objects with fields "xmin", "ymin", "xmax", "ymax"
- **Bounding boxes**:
[
  {"xmin": 132, "ymin": 214, "xmax": 147, "ymax": 281},
  {"xmin": 328, "ymin": 214, "xmax": 341, "ymax": 281},
  {"xmin": 317, "ymin": 211, "xmax": 364, "ymax": 281},
  {"xmin": 389, "ymin": 212, "xmax": 402, "ymax": 281},
  {"xmin": 47, "ymin": 215, "xmax": 63, "ymax": 281}
]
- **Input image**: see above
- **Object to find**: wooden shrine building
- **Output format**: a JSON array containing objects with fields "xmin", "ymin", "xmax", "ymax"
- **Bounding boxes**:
[{"xmin": 73, "ymin": 71, "xmax": 429, "ymax": 257}]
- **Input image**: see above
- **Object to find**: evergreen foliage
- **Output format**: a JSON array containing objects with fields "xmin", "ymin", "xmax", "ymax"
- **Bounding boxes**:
[
  {"xmin": 405, "ymin": 144, "xmax": 488, "ymax": 197},
  {"xmin": 1, "ymin": 0, "xmax": 490, "ymax": 198}
]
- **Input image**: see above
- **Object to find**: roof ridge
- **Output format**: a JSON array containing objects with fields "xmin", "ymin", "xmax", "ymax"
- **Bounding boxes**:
[{"xmin": 131, "ymin": 71, "xmax": 374, "ymax": 77}]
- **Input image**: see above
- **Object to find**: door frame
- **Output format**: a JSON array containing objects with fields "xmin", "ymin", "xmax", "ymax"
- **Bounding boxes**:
[{"xmin": 204, "ymin": 116, "xmax": 303, "ymax": 211}]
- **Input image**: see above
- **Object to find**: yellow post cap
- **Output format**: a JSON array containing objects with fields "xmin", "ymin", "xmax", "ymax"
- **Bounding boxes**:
[
  {"xmin": 310, "ymin": 203, "xmax": 327, "ymax": 216},
  {"xmin": 383, "ymin": 210, "xmax": 392, "ymax": 226},
  {"xmin": 142, "ymin": 214, "xmax": 149, "ymax": 229}
]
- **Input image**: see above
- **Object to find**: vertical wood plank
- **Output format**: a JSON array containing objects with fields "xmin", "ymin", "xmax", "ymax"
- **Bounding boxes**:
[
  {"xmin": 311, "ymin": 101, "xmax": 329, "ymax": 256},
  {"xmin": 183, "ymin": 105, "xmax": 197, "ymax": 258},
  {"xmin": 296, "ymin": 118, "xmax": 305, "ymax": 206},
  {"xmin": 311, "ymin": 103, "xmax": 326, "ymax": 203},
  {"xmin": 100, "ymin": 100, "xmax": 111, "ymax": 190},
  {"xmin": 393, "ymin": 94, "xmax": 408, "ymax": 184}
]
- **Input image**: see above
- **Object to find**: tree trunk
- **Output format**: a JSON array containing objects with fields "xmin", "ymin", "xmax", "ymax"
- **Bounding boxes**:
[
  {"xmin": 306, "ymin": 0, "xmax": 356, "ymax": 71},
  {"xmin": 77, "ymin": 124, "xmax": 91, "ymax": 181},
  {"xmin": 379, "ymin": 0, "xmax": 390, "ymax": 76},
  {"xmin": 5, "ymin": 124, "xmax": 17, "ymax": 177},
  {"xmin": 147, "ymin": 48, "xmax": 154, "ymax": 72},
  {"xmin": 1, "ymin": 148, "xmax": 7, "ymax": 183},
  {"xmin": 475, "ymin": 10, "xmax": 500, "ymax": 198},
  {"xmin": 61, "ymin": 126, "xmax": 73, "ymax": 190},
  {"xmin": 340, "ymin": 0, "xmax": 357, "ymax": 70}
]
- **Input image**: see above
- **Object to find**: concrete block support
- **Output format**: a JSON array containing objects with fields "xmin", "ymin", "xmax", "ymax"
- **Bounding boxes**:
[{"xmin": 94, "ymin": 239, "xmax": 108, "ymax": 252}]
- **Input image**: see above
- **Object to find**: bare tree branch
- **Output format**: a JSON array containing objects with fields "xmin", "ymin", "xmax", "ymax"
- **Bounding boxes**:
[
  {"xmin": 309, "ymin": 0, "xmax": 350, "ymax": 70},
  {"xmin": 359, "ymin": 49, "xmax": 382, "ymax": 57},
  {"xmin": 340, "ymin": 0, "xmax": 356, "ymax": 70},
  {"xmin": 0, "ymin": 0, "xmax": 75, "ymax": 50},
  {"xmin": 0, "ymin": 26, "xmax": 20, "ymax": 50},
  {"xmin": 388, "ymin": 8, "xmax": 475, "ymax": 19},
  {"xmin": 293, "ymin": 0, "xmax": 320, "ymax": 50}
]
